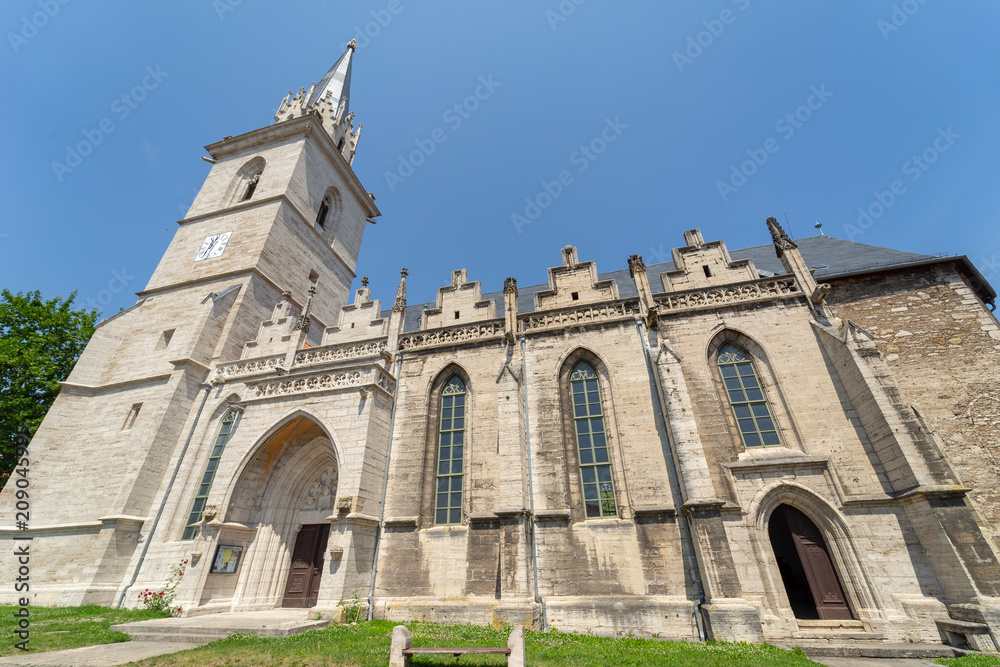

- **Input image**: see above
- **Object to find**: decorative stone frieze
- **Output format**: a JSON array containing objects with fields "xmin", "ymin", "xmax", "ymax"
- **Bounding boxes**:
[
  {"xmin": 520, "ymin": 299, "xmax": 640, "ymax": 333},
  {"xmin": 399, "ymin": 320, "xmax": 505, "ymax": 351},
  {"xmin": 248, "ymin": 365, "xmax": 395, "ymax": 399},
  {"xmin": 214, "ymin": 354, "xmax": 286, "ymax": 381},
  {"xmin": 654, "ymin": 277, "xmax": 799, "ymax": 314},
  {"xmin": 293, "ymin": 339, "xmax": 388, "ymax": 367}
]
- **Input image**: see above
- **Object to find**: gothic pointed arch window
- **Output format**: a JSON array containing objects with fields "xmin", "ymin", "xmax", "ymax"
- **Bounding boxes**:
[
  {"xmin": 434, "ymin": 376, "xmax": 466, "ymax": 525},
  {"xmin": 570, "ymin": 362, "xmax": 618, "ymax": 518},
  {"xmin": 718, "ymin": 344, "xmax": 781, "ymax": 447},
  {"xmin": 182, "ymin": 408, "xmax": 240, "ymax": 540}
]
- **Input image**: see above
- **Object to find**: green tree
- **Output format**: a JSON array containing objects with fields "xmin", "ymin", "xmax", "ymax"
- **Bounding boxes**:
[{"xmin": 0, "ymin": 290, "xmax": 98, "ymax": 486}]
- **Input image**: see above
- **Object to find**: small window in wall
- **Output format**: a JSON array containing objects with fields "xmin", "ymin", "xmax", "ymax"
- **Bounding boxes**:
[
  {"xmin": 182, "ymin": 409, "xmax": 239, "ymax": 540},
  {"xmin": 454, "ymin": 311, "xmax": 461, "ymax": 320},
  {"xmin": 308, "ymin": 270, "xmax": 319, "ymax": 284},
  {"xmin": 122, "ymin": 403, "xmax": 142, "ymax": 431},
  {"xmin": 434, "ymin": 377, "xmax": 466, "ymax": 525},
  {"xmin": 703, "ymin": 265, "xmax": 712, "ymax": 278},
  {"xmin": 157, "ymin": 329, "xmax": 175, "ymax": 351},
  {"xmin": 718, "ymin": 344, "xmax": 781, "ymax": 447},
  {"xmin": 571, "ymin": 292, "xmax": 579, "ymax": 301},
  {"xmin": 570, "ymin": 362, "xmax": 617, "ymax": 518}
]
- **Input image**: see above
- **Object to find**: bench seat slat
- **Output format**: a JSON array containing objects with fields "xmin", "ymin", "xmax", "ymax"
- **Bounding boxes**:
[{"xmin": 403, "ymin": 647, "xmax": 512, "ymax": 655}]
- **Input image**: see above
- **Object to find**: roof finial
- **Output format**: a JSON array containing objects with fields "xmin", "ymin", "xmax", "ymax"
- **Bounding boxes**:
[
  {"xmin": 346, "ymin": 38, "xmax": 357, "ymax": 52},
  {"xmin": 392, "ymin": 268, "xmax": 408, "ymax": 312},
  {"xmin": 361, "ymin": 276, "xmax": 369, "ymax": 288},
  {"xmin": 294, "ymin": 284, "xmax": 317, "ymax": 332},
  {"xmin": 766, "ymin": 216, "xmax": 798, "ymax": 259}
]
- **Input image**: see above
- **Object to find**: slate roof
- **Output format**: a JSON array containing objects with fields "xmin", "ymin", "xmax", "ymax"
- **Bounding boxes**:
[{"xmin": 391, "ymin": 236, "xmax": 984, "ymax": 333}]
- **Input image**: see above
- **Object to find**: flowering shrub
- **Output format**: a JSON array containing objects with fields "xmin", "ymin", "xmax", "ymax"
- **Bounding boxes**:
[{"xmin": 138, "ymin": 559, "xmax": 187, "ymax": 616}]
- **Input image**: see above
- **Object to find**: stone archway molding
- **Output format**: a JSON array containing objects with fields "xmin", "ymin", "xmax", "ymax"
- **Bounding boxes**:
[{"xmin": 747, "ymin": 481, "xmax": 885, "ymax": 624}]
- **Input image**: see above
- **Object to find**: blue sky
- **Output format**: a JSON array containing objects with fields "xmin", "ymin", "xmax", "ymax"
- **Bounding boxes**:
[{"xmin": 2, "ymin": 1, "xmax": 999, "ymax": 316}]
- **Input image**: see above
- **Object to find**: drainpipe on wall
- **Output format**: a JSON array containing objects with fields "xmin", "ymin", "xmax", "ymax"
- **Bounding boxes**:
[
  {"xmin": 116, "ymin": 383, "xmax": 213, "ymax": 608},
  {"xmin": 635, "ymin": 319, "xmax": 707, "ymax": 642},
  {"xmin": 367, "ymin": 353, "xmax": 403, "ymax": 621},
  {"xmin": 519, "ymin": 335, "xmax": 547, "ymax": 632}
]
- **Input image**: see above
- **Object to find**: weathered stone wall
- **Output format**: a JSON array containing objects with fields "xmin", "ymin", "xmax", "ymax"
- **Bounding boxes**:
[{"xmin": 826, "ymin": 264, "xmax": 1000, "ymax": 552}]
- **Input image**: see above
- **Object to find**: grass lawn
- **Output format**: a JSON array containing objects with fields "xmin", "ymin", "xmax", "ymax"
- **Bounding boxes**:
[
  {"xmin": 936, "ymin": 657, "xmax": 1000, "ymax": 667},
  {"xmin": 0, "ymin": 604, "xmax": 170, "ymax": 656},
  {"xmin": 130, "ymin": 620, "xmax": 825, "ymax": 666}
]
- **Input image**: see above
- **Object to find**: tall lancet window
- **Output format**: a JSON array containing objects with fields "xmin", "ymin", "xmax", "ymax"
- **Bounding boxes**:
[
  {"xmin": 182, "ymin": 409, "xmax": 239, "ymax": 540},
  {"xmin": 718, "ymin": 344, "xmax": 781, "ymax": 447},
  {"xmin": 571, "ymin": 362, "xmax": 617, "ymax": 518},
  {"xmin": 434, "ymin": 377, "xmax": 466, "ymax": 525}
]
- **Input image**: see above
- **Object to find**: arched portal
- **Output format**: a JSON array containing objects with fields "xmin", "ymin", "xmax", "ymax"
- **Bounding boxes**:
[
  {"xmin": 223, "ymin": 415, "xmax": 339, "ymax": 611},
  {"xmin": 768, "ymin": 504, "xmax": 853, "ymax": 620}
]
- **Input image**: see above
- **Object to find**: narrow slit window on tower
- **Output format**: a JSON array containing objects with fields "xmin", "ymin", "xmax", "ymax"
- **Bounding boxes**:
[
  {"xmin": 718, "ymin": 344, "xmax": 781, "ymax": 448},
  {"xmin": 316, "ymin": 196, "xmax": 331, "ymax": 228},
  {"xmin": 703, "ymin": 265, "xmax": 712, "ymax": 277},
  {"xmin": 570, "ymin": 362, "xmax": 617, "ymax": 518},
  {"xmin": 241, "ymin": 173, "xmax": 260, "ymax": 201},
  {"xmin": 182, "ymin": 409, "xmax": 239, "ymax": 540},
  {"xmin": 434, "ymin": 377, "xmax": 466, "ymax": 525},
  {"xmin": 308, "ymin": 269, "xmax": 319, "ymax": 283},
  {"xmin": 571, "ymin": 292, "xmax": 580, "ymax": 301},
  {"xmin": 454, "ymin": 311, "xmax": 461, "ymax": 320},
  {"xmin": 122, "ymin": 403, "xmax": 142, "ymax": 431}
]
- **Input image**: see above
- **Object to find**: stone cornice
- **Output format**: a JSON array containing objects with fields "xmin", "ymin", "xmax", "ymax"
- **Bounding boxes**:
[{"xmin": 59, "ymin": 373, "xmax": 172, "ymax": 395}]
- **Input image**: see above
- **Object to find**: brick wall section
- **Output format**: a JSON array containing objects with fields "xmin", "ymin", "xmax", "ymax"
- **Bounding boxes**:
[{"xmin": 826, "ymin": 263, "xmax": 1000, "ymax": 551}]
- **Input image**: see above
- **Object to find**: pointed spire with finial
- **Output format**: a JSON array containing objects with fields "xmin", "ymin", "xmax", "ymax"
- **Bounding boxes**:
[
  {"xmin": 392, "ymin": 268, "xmax": 408, "ymax": 312},
  {"xmin": 294, "ymin": 285, "xmax": 317, "ymax": 332},
  {"xmin": 274, "ymin": 41, "xmax": 362, "ymax": 163},
  {"xmin": 766, "ymin": 216, "xmax": 798, "ymax": 259}
]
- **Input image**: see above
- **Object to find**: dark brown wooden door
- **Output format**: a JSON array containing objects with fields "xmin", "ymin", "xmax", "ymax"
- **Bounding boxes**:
[
  {"xmin": 281, "ymin": 524, "xmax": 329, "ymax": 608},
  {"xmin": 784, "ymin": 507, "xmax": 853, "ymax": 620}
]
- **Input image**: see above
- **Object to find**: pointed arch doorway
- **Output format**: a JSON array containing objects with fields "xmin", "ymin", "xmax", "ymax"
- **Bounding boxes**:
[{"xmin": 769, "ymin": 505, "xmax": 853, "ymax": 620}]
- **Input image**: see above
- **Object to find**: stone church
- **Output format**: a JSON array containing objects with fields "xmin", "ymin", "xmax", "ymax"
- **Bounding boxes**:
[{"xmin": 4, "ymin": 43, "xmax": 1000, "ymax": 647}]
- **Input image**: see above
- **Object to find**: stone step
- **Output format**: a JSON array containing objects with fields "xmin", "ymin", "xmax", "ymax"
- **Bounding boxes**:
[
  {"xmin": 115, "ymin": 631, "xmax": 226, "ymax": 645},
  {"xmin": 110, "ymin": 617, "xmax": 329, "ymax": 644},
  {"xmin": 775, "ymin": 641, "xmax": 958, "ymax": 659},
  {"xmin": 790, "ymin": 630, "xmax": 887, "ymax": 641}
]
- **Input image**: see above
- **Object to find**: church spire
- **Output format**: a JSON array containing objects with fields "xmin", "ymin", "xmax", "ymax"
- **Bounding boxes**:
[
  {"xmin": 274, "ymin": 40, "xmax": 362, "ymax": 164},
  {"xmin": 308, "ymin": 39, "xmax": 354, "ymax": 113}
]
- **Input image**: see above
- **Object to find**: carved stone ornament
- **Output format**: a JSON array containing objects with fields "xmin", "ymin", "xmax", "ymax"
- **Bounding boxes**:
[
  {"xmin": 766, "ymin": 216, "xmax": 798, "ymax": 258},
  {"xmin": 302, "ymin": 467, "xmax": 338, "ymax": 511},
  {"xmin": 627, "ymin": 254, "xmax": 646, "ymax": 278},
  {"xmin": 503, "ymin": 277, "xmax": 518, "ymax": 295}
]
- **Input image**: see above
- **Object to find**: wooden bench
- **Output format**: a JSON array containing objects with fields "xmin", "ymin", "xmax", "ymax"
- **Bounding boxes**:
[{"xmin": 389, "ymin": 625, "xmax": 525, "ymax": 666}]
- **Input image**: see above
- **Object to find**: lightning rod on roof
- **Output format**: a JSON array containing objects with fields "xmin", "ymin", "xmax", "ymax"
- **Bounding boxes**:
[
  {"xmin": 783, "ymin": 210, "xmax": 793, "ymax": 238},
  {"xmin": 815, "ymin": 221, "xmax": 825, "ymax": 236}
]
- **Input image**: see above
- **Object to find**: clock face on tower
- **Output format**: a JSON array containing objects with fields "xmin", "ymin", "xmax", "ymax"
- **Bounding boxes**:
[{"xmin": 194, "ymin": 231, "xmax": 233, "ymax": 262}]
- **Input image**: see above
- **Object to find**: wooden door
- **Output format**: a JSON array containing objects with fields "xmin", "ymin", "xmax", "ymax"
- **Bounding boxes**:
[
  {"xmin": 784, "ymin": 507, "xmax": 852, "ymax": 620},
  {"xmin": 281, "ymin": 524, "xmax": 329, "ymax": 608}
]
